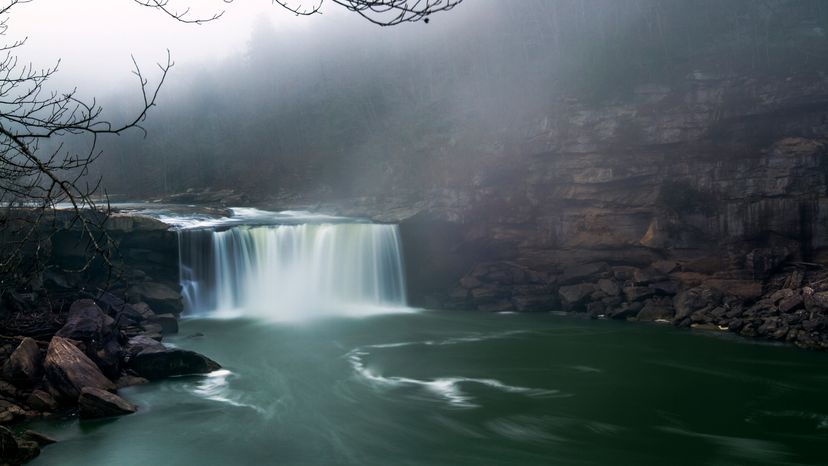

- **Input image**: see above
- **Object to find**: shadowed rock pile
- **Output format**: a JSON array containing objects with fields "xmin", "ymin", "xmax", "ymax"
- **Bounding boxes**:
[{"xmin": 0, "ymin": 288, "xmax": 219, "ymax": 465}]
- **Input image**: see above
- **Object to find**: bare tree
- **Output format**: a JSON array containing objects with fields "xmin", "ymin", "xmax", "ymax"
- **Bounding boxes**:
[
  {"xmin": 0, "ymin": 0, "xmax": 173, "ymax": 297},
  {"xmin": 133, "ymin": 0, "xmax": 463, "ymax": 26}
]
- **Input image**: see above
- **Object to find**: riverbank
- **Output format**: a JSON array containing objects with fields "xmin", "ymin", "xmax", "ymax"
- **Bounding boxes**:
[{"xmin": 0, "ymin": 286, "xmax": 218, "ymax": 465}]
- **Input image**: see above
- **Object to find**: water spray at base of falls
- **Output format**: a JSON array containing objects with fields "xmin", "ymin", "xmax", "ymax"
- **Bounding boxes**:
[{"xmin": 178, "ymin": 222, "xmax": 409, "ymax": 320}]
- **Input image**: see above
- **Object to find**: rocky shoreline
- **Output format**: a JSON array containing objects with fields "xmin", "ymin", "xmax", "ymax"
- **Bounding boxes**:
[
  {"xmin": 448, "ymin": 259, "xmax": 828, "ymax": 351},
  {"xmin": 0, "ymin": 285, "xmax": 218, "ymax": 465}
]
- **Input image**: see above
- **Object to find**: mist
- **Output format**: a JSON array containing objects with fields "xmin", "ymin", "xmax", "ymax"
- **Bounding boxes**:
[{"xmin": 61, "ymin": 0, "xmax": 824, "ymax": 204}]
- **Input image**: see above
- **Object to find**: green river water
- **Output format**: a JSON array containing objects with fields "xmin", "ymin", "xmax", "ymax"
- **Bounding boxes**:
[{"xmin": 25, "ymin": 311, "xmax": 828, "ymax": 466}]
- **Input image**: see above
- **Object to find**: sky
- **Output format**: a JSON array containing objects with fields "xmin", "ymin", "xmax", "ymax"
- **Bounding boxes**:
[{"xmin": 6, "ymin": 0, "xmax": 342, "ymax": 94}]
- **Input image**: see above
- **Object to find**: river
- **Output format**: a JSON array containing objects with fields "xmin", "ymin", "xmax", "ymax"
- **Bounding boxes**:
[{"xmin": 27, "ymin": 310, "xmax": 828, "ymax": 465}]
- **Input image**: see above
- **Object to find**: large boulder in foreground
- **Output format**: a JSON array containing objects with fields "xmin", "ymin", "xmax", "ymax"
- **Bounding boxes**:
[
  {"xmin": 43, "ymin": 337, "xmax": 115, "ymax": 402},
  {"xmin": 1, "ymin": 337, "xmax": 43, "ymax": 387},
  {"xmin": 127, "ymin": 347, "xmax": 220, "ymax": 380},
  {"xmin": 78, "ymin": 387, "xmax": 137, "ymax": 419}
]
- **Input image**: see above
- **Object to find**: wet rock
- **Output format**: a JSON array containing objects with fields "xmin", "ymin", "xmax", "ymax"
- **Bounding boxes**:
[
  {"xmin": 124, "ymin": 335, "xmax": 165, "ymax": 359},
  {"xmin": 673, "ymin": 287, "xmax": 722, "ymax": 321},
  {"xmin": 769, "ymin": 288, "xmax": 795, "ymax": 304},
  {"xmin": 140, "ymin": 323, "xmax": 164, "ymax": 341},
  {"xmin": 148, "ymin": 313, "xmax": 178, "ymax": 334},
  {"xmin": 0, "ymin": 381, "xmax": 18, "ymax": 399},
  {"xmin": 560, "ymin": 263, "xmax": 608, "ymax": 285},
  {"xmin": 778, "ymin": 293, "xmax": 804, "ymax": 313},
  {"xmin": 126, "ymin": 282, "xmax": 182, "ymax": 315},
  {"xmin": 633, "ymin": 268, "xmax": 665, "ymax": 285},
  {"xmin": 477, "ymin": 300, "xmax": 515, "ymax": 312},
  {"xmin": 26, "ymin": 390, "xmax": 57, "ymax": 412},
  {"xmin": 623, "ymin": 286, "xmax": 654, "ymax": 302},
  {"xmin": 558, "ymin": 283, "xmax": 597, "ymax": 311},
  {"xmin": 650, "ymin": 281, "xmax": 679, "ymax": 296},
  {"xmin": 78, "ymin": 387, "xmax": 137, "ymax": 419},
  {"xmin": 0, "ymin": 400, "xmax": 32, "ymax": 424},
  {"xmin": 811, "ymin": 291, "xmax": 828, "ymax": 309},
  {"xmin": 127, "ymin": 348, "xmax": 220, "ymax": 380},
  {"xmin": 652, "ymin": 260, "xmax": 678, "ymax": 275},
  {"xmin": 22, "ymin": 431, "xmax": 57, "ymax": 446},
  {"xmin": 1, "ymin": 337, "xmax": 43, "ymax": 387},
  {"xmin": 94, "ymin": 291, "xmax": 127, "ymax": 316},
  {"xmin": 596, "ymin": 279, "xmax": 620, "ymax": 297},
  {"xmin": 637, "ymin": 301, "xmax": 675, "ymax": 321},
  {"xmin": 56, "ymin": 299, "xmax": 115, "ymax": 343},
  {"xmin": 0, "ymin": 426, "xmax": 20, "ymax": 461},
  {"xmin": 609, "ymin": 304, "xmax": 639, "ymax": 320},
  {"xmin": 43, "ymin": 336, "xmax": 115, "ymax": 402},
  {"xmin": 127, "ymin": 302, "xmax": 156, "ymax": 320},
  {"xmin": 611, "ymin": 266, "xmax": 638, "ymax": 281},
  {"xmin": 586, "ymin": 301, "xmax": 606, "ymax": 318},
  {"xmin": 115, "ymin": 374, "xmax": 149, "ymax": 389}
]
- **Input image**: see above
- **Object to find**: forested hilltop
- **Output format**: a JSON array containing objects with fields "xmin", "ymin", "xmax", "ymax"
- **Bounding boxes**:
[{"xmin": 91, "ymin": 0, "xmax": 828, "ymax": 200}]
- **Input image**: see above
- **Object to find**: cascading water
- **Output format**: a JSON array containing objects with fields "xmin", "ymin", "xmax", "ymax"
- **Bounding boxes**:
[{"xmin": 178, "ymin": 221, "xmax": 409, "ymax": 319}]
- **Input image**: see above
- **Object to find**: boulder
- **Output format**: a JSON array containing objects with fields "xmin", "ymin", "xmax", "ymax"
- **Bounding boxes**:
[
  {"xmin": 558, "ymin": 283, "xmax": 597, "ymax": 311},
  {"xmin": 127, "ymin": 348, "xmax": 220, "ymax": 380},
  {"xmin": 651, "ymin": 260, "xmax": 678, "ymax": 275},
  {"xmin": 26, "ymin": 390, "xmax": 58, "ymax": 412},
  {"xmin": 769, "ymin": 288, "xmax": 795, "ymax": 305},
  {"xmin": 1, "ymin": 337, "xmax": 43, "ymax": 387},
  {"xmin": 650, "ymin": 281, "xmax": 679, "ymax": 296},
  {"xmin": 115, "ymin": 374, "xmax": 149, "ymax": 389},
  {"xmin": 623, "ymin": 286, "xmax": 654, "ymax": 302},
  {"xmin": 0, "ymin": 426, "xmax": 19, "ymax": 461},
  {"xmin": 559, "ymin": 263, "xmax": 608, "ymax": 285},
  {"xmin": 633, "ymin": 268, "xmax": 666, "ymax": 285},
  {"xmin": 611, "ymin": 266, "xmax": 638, "ymax": 281},
  {"xmin": 43, "ymin": 337, "xmax": 115, "ymax": 402},
  {"xmin": 586, "ymin": 301, "xmax": 606, "ymax": 318},
  {"xmin": 673, "ymin": 287, "xmax": 722, "ymax": 321},
  {"xmin": 0, "ymin": 400, "xmax": 33, "ymax": 424},
  {"xmin": 22, "ymin": 431, "xmax": 57, "ymax": 446},
  {"xmin": 596, "ymin": 279, "xmax": 620, "ymax": 297},
  {"xmin": 94, "ymin": 291, "xmax": 126, "ymax": 315},
  {"xmin": 56, "ymin": 299, "xmax": 114, "ymax": 343},
  {"xmin": 78, "ymin": 387, "xmax": 137, "ymax": 419},
  {"xmin": 778, "ymin": 293, "xmax": 804, "ymax": 313},
  {"xmin": 637, "ymin": 301, "xmax": 675, "ymax": 321},
  {"xmin": 609, "ymin": 304, "xmax": 639, "ymax": 320},
  {"xmin": 126, "ymin": 282, "xmax": 182, "ymax": 315},
  {"xmin": 811, "ymin": 291, "xmax": 828, "ymax": 309},
  {"xmin": 0, "ymin": 382, "xmax": 18, "ymax": 399},
  {"xmin": 124, "ymin": 335, "xmax": 165, "ymax": 359},
  {"xmin": 127, "ymin": 302, "xmax": 155, "ymax": 320}
]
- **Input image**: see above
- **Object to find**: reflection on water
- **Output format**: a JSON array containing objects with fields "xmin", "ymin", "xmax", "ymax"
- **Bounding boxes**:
[{"xmin": 26, "ymin": 312, "xmax": 828, "ymax": 466}]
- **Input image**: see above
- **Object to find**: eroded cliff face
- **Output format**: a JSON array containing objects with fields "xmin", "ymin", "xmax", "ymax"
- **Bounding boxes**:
[{"xmin": 392, "ymin": 72, "xmax": 828, "ymax": 338}]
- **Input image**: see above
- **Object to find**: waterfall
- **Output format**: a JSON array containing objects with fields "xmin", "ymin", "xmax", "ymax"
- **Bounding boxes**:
[{"xmin": 178, "ymin": 223, "xmax": 409, "ymax": 319}]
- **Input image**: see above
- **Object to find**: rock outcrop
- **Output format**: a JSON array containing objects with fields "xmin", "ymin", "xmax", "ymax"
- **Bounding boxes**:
[
  {"xmin": 43, "ymin": 336, "xmax": 116, "ymax": 401},
  {"xmin": 78, "ymin": 387, "xmax": 137, "ymax": 419},
  {"xmin": 127, "ymin": 347, "xmax": 220, "ymax": 380}
]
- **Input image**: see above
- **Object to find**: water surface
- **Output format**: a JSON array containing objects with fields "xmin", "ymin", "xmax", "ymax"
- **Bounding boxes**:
[{"xmin": 28, "ymin": 312, "xmax": 828, "ymax": 465}]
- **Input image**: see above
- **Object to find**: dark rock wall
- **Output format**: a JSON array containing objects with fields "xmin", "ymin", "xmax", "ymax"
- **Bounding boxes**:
[{"xmin": 396, "ymin": 73, "xmax": 828, "ymax": 312}]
